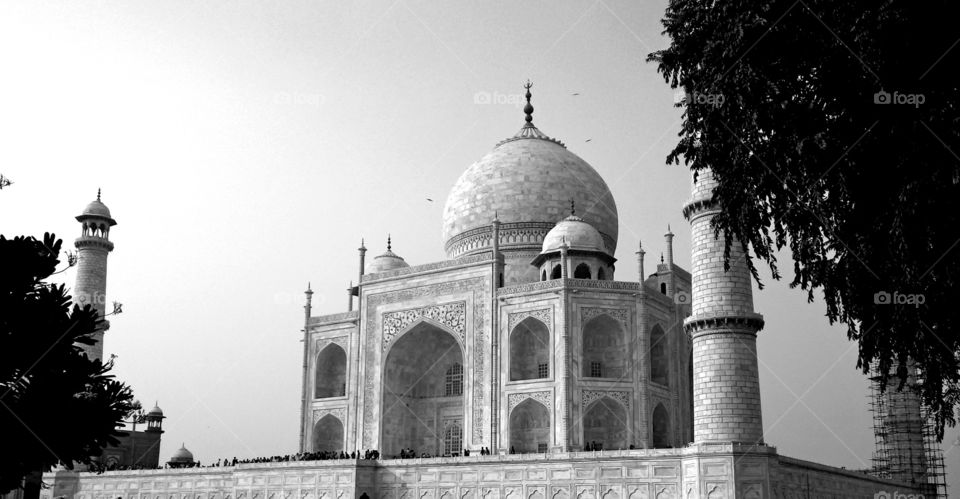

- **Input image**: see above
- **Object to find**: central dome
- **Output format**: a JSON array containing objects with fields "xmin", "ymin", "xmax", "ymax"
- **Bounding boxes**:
[{"xmin": 442, "ymin": 125, "xmax": 618, "ymax": 258}]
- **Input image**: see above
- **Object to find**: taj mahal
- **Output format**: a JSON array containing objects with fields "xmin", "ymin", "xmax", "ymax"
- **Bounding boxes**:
[{"xmin": 42, "ymin": 85, "xmax": 941, "ymax": 499}]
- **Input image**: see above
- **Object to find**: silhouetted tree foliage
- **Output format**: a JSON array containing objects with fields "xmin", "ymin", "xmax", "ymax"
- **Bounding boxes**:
[
  {"xmin": 0, "ymin": 233, "xmax": 136, "ymax": 494},
  {"xmin": 649, "ymin": 0, "xmax": 960, "ymax": 438}
]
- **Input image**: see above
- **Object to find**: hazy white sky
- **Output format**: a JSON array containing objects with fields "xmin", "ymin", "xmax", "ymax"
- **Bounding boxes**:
[{"xmin": 1, "ymin": 0, "xmax": 955, "ymax": 488}]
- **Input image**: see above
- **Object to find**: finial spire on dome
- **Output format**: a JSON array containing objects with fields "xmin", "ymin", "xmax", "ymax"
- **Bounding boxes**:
[
  {"xmin": 570, "ymin": 199, "xmax": 576, "ymax": 216},
  {"xmin": 523, "ymin": 80, "xmax": 534, "ymax": 124},
  {"xmin": 661, "ymin": 253, "xmax": 665, "ymax": 263},
  {"xmin": 97, "ymin": 188, "xmax": 101, "ymax": 201},
  {"xmin": 387, "ymin": 234, "xmax": 392, "ymax": 251}
]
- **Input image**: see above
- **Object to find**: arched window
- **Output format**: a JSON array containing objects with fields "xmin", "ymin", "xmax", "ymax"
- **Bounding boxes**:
[
  {"xmin": 582, "ymin": 315, "xmax": 626, "ymax": 379},
  {"xmin": 315, "ymin": 344, "xmax": 347, "ymax": 398},
  {"xmin": 652, "ymin": 403, "xmax": 671, "ymax": 448},
  {"xmin": 597, "ymin": 267, "xmax": 606, "ymax": 280},
  {"xmin": 649, "ymin": 325, "xmax": 669, "ymax": 386},
  {"xmin": 574, "ymin": 263, "xmax": 591, "ymax": 279},
  {"xmin": 510, "ymin": 317, "xmax": 550, "ymax": 381},
  {"xmin": 541, "ymin": 270, "xmax": 547, "ymax": 281},
  {"xmin": 660, "ymin": 282, "xmax": 667, "ymax": 294},
  {"xmin": 445, "ymin": 363, "xmax": 463, "ymax": 396},
  {"xmin": 443, "ymin": 422, "xmax": 462, "ymax": 456},
  {"xmin": 551, "ymin": 264, "xmax": 562, "ymax": 279}
]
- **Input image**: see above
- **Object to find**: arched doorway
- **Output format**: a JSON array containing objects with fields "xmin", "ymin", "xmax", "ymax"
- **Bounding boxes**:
[
  {"xmin": 582, "ymin": 315, "xmax": 626, "ymax": 379},
  {"xmin": 583, "ymin": 397, "xmax": 628, "ymax": 450},
  {"xmin": 315, "ymin": 344, "xmax": 347, "ymax": 398},
  {"xmin": 313, "ymin": 414, "xmax": 344, "ymax": 452},
  {"xmin": 509, "ymin": 398, "xmax": 550, "ymax": 453},
  {"xmin": 652, "ymin": 403, "xmax": 671, "ymax": 448},
  {"xmin": 510, "ymin": 317, "xmax": 550, "ymax": 380},
  {"xmin": 381, "ymin": 322, "xmax": 464, "ymax": 458}
]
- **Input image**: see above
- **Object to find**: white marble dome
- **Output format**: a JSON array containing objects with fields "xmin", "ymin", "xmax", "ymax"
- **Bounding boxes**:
[
  {"xmin": 367, "ymin": 249, "xmax": 409, "ymax": 273},
  {"xmin": 442, "ymin": 126, "xmax": 618, "ymax": 257},
  {"xmin": 541, "ymin": 214, "xmax": 607, "ymax": 254}
]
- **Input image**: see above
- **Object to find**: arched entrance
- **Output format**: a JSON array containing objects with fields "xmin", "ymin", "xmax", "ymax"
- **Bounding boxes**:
[
  {"xmin": 510, "ymin": 317, "xmax": 550, "ymax": 380},
  {"xmin": 381, "ymin": 321, "xmax": 464, "ymax": 458},
  {"xmin": 315, "ymin": 344, "xmax": 347, "ymax": 398},
  {"xmin": 509, "ymin": 398, "xmax": 550, "ymax": 453},
  {"xmin": 652, "ymin": 403, "xmax": 671, "ymax": 448},
  {"xmin": 583, "ymin": 397, "xmax": 628, "ymax": 450},
  {"xmin": 313, "ymin": 414, "xmax": 344, "ymax": 452}
]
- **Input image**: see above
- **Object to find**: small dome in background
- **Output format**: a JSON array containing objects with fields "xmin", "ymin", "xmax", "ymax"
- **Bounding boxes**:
[
  {"xmin": 366, "ymin": 236, "xmax": 410, "ymax": 274},
  {"xmin": 169, "ymin": 444, "xmax": 194, "ymax": 465},
  {"xmin": 147, "ymin": 404, "xmax": 163, "ymax": 417},
  {"xmin": 541, "ymin": 214, "xmax": 607, "ymax": 255}
]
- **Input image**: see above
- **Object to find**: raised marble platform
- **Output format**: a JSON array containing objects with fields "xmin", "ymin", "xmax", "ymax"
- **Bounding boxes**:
[{"xmin": 42, "ymin": 445, "xmax": 921, "ymax": 499}]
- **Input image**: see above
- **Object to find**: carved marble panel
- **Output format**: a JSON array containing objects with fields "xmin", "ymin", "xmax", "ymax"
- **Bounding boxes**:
[
  {"xmin": 507, "ymin": 391, "xmax": 552, "ymax": 413},
  {"xmin": 315, "ymin": 336, "xmax": 349, "ymax": 356},
  {"xmin": 581, "ymin": 390, "xmax": 630, "ymax": 410},
  {"xmin": 507, "ymin": 308, "xmax": 552, "ymax": 332},
  {"xmin": 382, "ymin": 301, "xmax": 467, "ymax": 351},
  {"xmin": 312, "ymin": 407, "xmax": 346, "ymax": 424},
  {"xmin": 581, "ymin": 307, "xmax": 629, "ymax": 327}
]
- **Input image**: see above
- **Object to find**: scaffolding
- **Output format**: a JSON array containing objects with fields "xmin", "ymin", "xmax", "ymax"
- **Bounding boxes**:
[{"xmin": 869, "ymin": 368, "xmax": 948, "ymax": 498}]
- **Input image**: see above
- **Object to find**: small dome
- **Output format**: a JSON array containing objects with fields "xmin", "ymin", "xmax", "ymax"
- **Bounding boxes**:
[
  {"xmin": 366, "ymin": 237, "xmax": 410, "ymax": 274},
  {"xmin": 147, "ymin": 404, "xmax": 163, "ymax": 417},
  {"xmin": 76, "ymin": 190, "xmax": 117, "ymax": 226},
  {"xmin": 541, "ymin": 215, "xmax": 607, "ymax": 254},
  {"xmin": 367, "ymin": 250, "xmax": 409, "ymax": 273},
  {"xmin": 169, "ymin": 444, "xmax": 194, "ymax": 463},
  {"xmin": 82, "ymin": 199, "xmax": 112, "ymax": 218}
]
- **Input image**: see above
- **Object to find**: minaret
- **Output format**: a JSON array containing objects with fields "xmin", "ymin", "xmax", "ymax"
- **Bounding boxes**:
[
  {"xmin": 636, "ymin": 240, "xmax": 646, "ymax": 283},
  {"xmin": 682, "ymin": 169, "xmax": 765, "ymax": 445},
  {"xmin": 664, "ymin": 226, "xmax": 676, "ymax": 297},
  {"xmin": 73, "ymin": 189, "xmax": 117, "ymax": 361}
]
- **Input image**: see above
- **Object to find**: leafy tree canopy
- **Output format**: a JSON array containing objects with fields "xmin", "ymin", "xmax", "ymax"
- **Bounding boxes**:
[
  {"xmin": 649, "ymin": 0, "xmax": 960, "ymax": 438},
  {"xmin": 0, "ymin": 233, "xmax": 136, "ymax": 494}
]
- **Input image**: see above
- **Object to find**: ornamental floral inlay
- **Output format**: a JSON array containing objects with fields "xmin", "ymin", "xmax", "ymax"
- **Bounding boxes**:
[
  {"xmin": 507, "ymin": 391, "xmax": 552, "ymax": 412},
  {"xmin": 581, "ymin": 390, "xmax": 630, "ymax": 410},
  {"xmin": 507, "ymin": 308, "xmax": 552, "ymax": 332},
  {"xmin": 382, "ymin": 301, "xmax": 466, "ymax": 351},
  {"xmin": 312, "ymin": 407, "xmax": 346, "ymax": 423},
  {"xmin": 581, "ymin": 307, "xmax": 629, "ymax": 326}
]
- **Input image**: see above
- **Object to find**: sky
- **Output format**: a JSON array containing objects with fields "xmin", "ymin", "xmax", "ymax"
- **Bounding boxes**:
[{"xmin": 0, "ymin": 0, "xmax": 956, "ymax": 490}]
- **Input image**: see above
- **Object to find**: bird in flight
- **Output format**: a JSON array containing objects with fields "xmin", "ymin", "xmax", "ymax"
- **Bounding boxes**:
[
  {"xmin": 426, "ymin": 198, "xmax": 434, "ymax": 202},
  {"xmin": 572, "ymin": 92, "xmax": 580, "ymax": 96},
  {"xmin": 585, "ymin": 139, "xmax": 592, "ymax": 143}
]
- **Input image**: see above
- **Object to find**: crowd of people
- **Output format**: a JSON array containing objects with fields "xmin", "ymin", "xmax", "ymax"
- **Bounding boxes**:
[{"xmin": 86, "ymin": 443, "xmax": 641, "ymax": 474}]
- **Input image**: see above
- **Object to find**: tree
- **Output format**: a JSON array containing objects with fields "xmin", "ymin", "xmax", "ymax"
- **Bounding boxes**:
[
  {"xmin": 0, "ymin": 233, "xmax": 136, "ymax": 495},
  {"xmin": 649, "ymin": 0, "xmax": 960, "ymax": 438}
]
